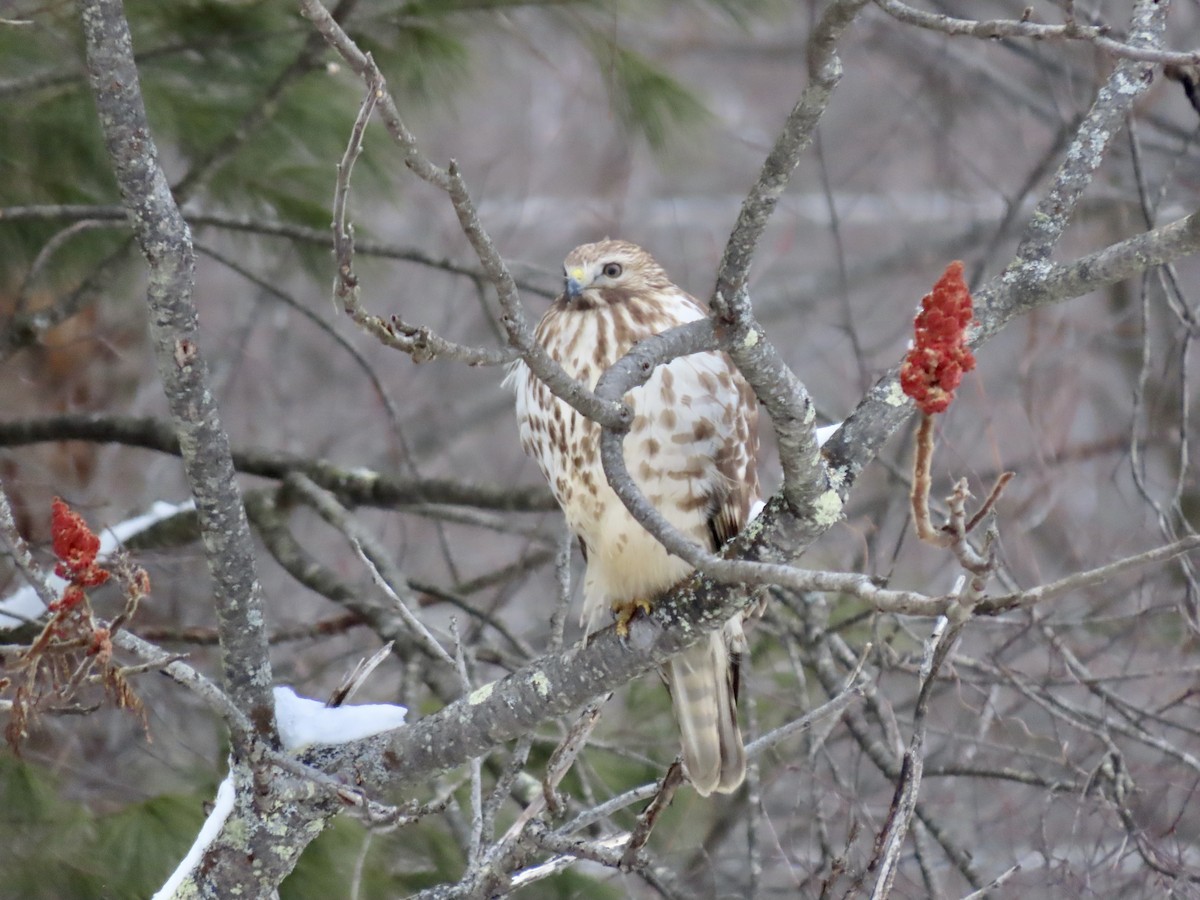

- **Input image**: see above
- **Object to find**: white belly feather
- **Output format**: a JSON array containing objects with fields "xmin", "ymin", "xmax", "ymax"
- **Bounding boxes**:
[{"xmin": 506, "ymin": 299, "xmax": 744, "ymax": 633}]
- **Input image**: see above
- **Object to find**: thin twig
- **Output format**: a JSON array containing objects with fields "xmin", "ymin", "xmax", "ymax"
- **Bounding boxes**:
[
  {"xmin": 910, "ymin": 414, "xmax": 951, "ymax": 547},
  {"xmin": 300, "ymin": 0, "xmax": 625, "ymax": 429},
  {"xmin": 331, "ymin": 69, "xmax": 379, "ymax": 313},
  {"xmin": 620, "ymin": 761, "xmax": 685, "ymax": 868},
  {"xmin": 875, "ymin": 0, "xmax": 1200, "ymax": 66},
  {"xmin": 283, "ymin": 471, "xmax": 456, "ymax": 669},
  {"xmin": 500, "ymin": 694, "xmax": 610, "ymax": 843},
  {"xmin": 0, "ymin": 480, "xmax": 59, "ymax": 609},
  {"xmin": 978, "ymin": 534, "xmax": 1200, "ymax": 615},
  {"xmin": 0, "ymin": 204, "xmax": 559, "ymax": 299},
  {"xmin": 868, "ymin": 616, "xmax": 950, "ymax": 898}
]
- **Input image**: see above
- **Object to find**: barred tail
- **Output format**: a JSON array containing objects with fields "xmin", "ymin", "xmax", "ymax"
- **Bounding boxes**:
[{"xmin": 664, "ymin": 628, "xmax": 745, "ymax": 795}]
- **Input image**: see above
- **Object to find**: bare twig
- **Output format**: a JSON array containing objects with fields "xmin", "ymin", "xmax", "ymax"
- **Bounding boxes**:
[
  {"xmin": 14, "ymin": 219, "xmax": 110, "ymax": 314},
  {"xmin": 478, "ymin": 733, "xmax": 533, "ymax": 860},
  {"xmin": 331, "ymin": 70, "xmax": 379, "ymax": 313},
  {"xmin": 113, "ymin": 631, "xmax": 254, "ymax": 746},
  {"xmin": 499, "ymin": 694, "xmax": 610, "ymax": 843},
  {"xmin": 326, "ymin": 641, "xmax": 393, "ymax": 708},
  {"xmin": 327, "ymin": 84, "xmax": 519, "ymax": 365},
  {"xmin": 958, "ymin": 856, "xmax": 1029, "ymax": 899},
  {"xmin": 868, "ymin": 615, "xmax": 953, "ymax": 898},
  {"xmin": 708, "ymin": 0, "xmax": 871, "ymax": 509},
  {"xmin": 620, "ymin": 761, "xmax": 685, "ymax": 869},
  {"xmin": 875, "ymin": 0, "xmax": 1200, "ymax": 66},
  {"xmin": 193, "ymin": 241, "xmax": 407, "ymax": 442},
  {"xmin": 0, "ymin": 481, "xmax": 58, "ymax": 610},
  {"xmin": 743, "ymin": 662, "xmax": 867, "ymax": 758},
  {"xmin": 448, "ymin": 619, "xmax": 485, "ymax": 865},
  {"xmin": 383, "ymin": 316, "xmax": 517, "ymax": 366},
  {"xmin": 299, "ymin": 0, "xmax": 624, "ymax": 429},
  {"xmin": 978, "ymin": 534, "xmax": 1200, "ymax": 615},
  {"xmin": 283, "ymin": 471, "xmax": 456, "ymax": 668},
  {"xmin": 964, "ymin": 471, "xmax": 1015, "ymax": 534},
  {"xmin": 0, "ymin": 204, "xmax": 559, "ymax": 298},
  {"xmin": 910, "ymin": 414, "xmax": 951, "ymax": 547}
]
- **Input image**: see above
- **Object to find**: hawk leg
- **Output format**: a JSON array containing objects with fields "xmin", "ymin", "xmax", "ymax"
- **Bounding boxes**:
[{"xmin": 612, "ymin": 597, "xmax": 653, "ymax": 637}]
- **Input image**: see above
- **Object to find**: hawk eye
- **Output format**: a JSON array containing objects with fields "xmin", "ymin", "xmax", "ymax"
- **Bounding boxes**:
[{"xmin": 601, "ymin": 262, "xmax": 623, "ymax": 279}]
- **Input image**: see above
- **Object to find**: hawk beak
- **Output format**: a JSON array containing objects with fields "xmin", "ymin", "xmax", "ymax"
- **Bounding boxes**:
[{"xmin": 565, "ymin": 267, "xmax": 587, "ymax": 300}]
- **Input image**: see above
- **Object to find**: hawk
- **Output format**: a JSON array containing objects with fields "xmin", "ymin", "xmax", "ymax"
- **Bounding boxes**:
[{"xmin": 506, "ymin": 240, "xmax": 761, "ymax": 796}]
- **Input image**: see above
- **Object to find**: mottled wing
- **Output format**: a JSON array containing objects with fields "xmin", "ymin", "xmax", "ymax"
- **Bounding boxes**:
[
  {"xmin": 640, "ymin": 340, "xmax": 758, "ymax": 796},
  {"xmin": 629, "ymin": 342, "xmax": 760, "ymax": 548}
]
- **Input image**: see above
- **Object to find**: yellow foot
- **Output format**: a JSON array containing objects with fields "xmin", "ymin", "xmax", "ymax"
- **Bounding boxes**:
[{"xmin": 613, "ymin": 598, "xmax": 653, "ymax": 637}]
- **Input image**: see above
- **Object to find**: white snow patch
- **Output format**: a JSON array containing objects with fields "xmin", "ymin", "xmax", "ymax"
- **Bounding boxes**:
[
  {"xmin": 0, "ymin": 583, "xmax": 48, "ymax": 630},
  {"xmin": 748, "ymin": 499, "xmax": 766, "ymax": 523},
  {"xmin": 152, "ymin": 774, "xmax": 235, "ymax": 900},
  {"xmin": 102, "ymin": 499, "xmax": 196, "ymax": 548},
  {"xmin": 150, "ymin": 684, "xmax": 407, "ymax": 897},
  {"xmin": 815, "ymin": 423, "xmax": 841, "ymax": 447},
  {"xmin": 510, "ymin": 834, "xmax": 628, "ymax": 889},
  {"xmin": 272, "ymin": 686, "xmax": 407, "ymax": 751}
]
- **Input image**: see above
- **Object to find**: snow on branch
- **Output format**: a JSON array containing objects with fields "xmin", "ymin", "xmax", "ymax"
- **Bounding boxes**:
[{"xmin": 273, "ymin": 686, "xmax": 407, "ymax": 751}]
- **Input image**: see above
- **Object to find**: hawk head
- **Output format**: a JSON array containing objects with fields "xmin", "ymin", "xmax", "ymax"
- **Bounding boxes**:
[{"xmin": 560, "ymin": 240, "xmax": 674, "ymax": 309}]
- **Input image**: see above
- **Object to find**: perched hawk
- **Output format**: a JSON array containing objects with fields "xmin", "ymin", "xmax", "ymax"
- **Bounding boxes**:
[{"xmin": 506, "ymin": 240, "xmax": 761, "ymax": 795}]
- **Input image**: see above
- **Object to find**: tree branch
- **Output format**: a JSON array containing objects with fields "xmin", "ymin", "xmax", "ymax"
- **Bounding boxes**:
[
  {"xmin": 0, "ymin": 204, "xmax": 558, "ymax": 297},
  {"xmin": 710, "ymin": 0, "xmax": 870, "ymax": 509},
  {"xmin": 79, "ymin": 0, "xmax": 276, "ymax": 739},
  {"xmin": 874, "ymin": 0, "xmax": 1200, "ymax": 66},
  {"xmin": 298, "ymin": 0, "xmax": 628, "ymax": 431},
  {"xmin": 822, "ymin": 0, "xmax": 1174, "ymax": 495},
  {"xmin": 0, "ymin": 413, "xmax": 556, "ymax": 512}
]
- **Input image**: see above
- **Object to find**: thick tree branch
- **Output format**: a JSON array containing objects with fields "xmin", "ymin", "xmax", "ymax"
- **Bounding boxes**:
[
  {"xmin": 75, "ymin": 1, "xmax": 344, "ymax": 894},
  {"xmin": 0, "ymin": 413, "xmax": 556, "ymax": 512},
  {"xmin": 999, "ymin": 209, "xmax": 1200, "ymax": 328},
  {"xmin": 710, "ymin": 0, "xmax": 870, "ymax": 510},
  {"xmin": 1003, "ymin": 1, "xmax": 1166, "ymax": 272},
  {"xmin": 79, "ymin": 0, "xmax": 275, "ymax": 739}
]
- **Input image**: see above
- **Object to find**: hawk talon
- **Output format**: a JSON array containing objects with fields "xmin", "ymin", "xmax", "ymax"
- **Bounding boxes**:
[{"xmin": 613, "ymin": 598, "xmax": 653, "ymax": 637}]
